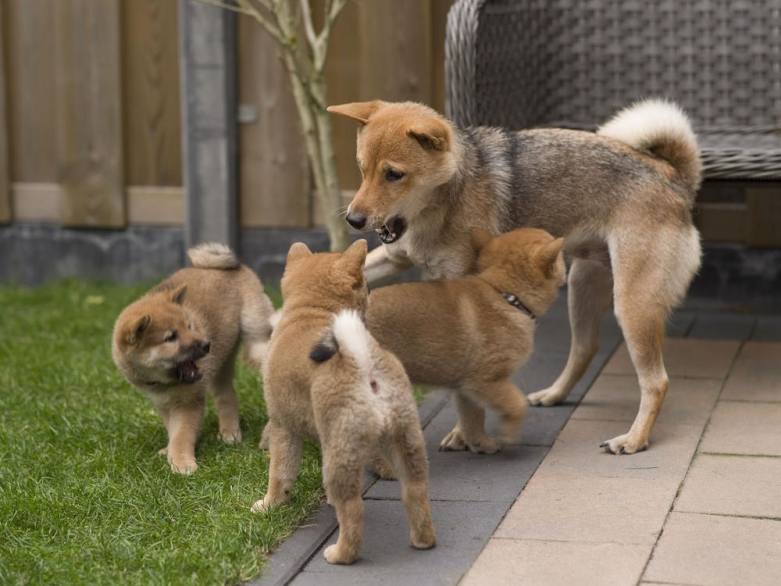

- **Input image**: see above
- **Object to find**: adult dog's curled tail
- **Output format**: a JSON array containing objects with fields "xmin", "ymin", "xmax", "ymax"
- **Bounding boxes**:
[
  {"xmin": 188, "ymin": 242, "xmax": 241, "ymax": 270},
  {"xmin": 310, "ymin": 310, "xmax": 373, "ymax": 374},
  {"xmin": 598, "ymin": 98, "xmax": 703, "ymax": 197}
]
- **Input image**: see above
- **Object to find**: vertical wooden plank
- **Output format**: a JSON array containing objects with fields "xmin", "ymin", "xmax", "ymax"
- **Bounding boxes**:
[
  {"xmin": 0, "ymin": 1, "xmax": 10, "ymax": 223},
  {"xmin": 325, "ymin": 0, "xmax": 363, "ymax": 191},
  {"xmin": 55, "ymin": 0, "xmax": 125, "ymax": 227},
  {"xmin": 431, "ymin": 0, "xmax": 455, "ymax": 114},
  {"xmin": 238, "ymin": 15, "xmax": 310, "ymax": 228},
  {"xmin": 4, "ymin": 0, "xmax": 58, "ymax": 183},
  {"xmin": 121, "ymin": 0, "xmax": 183, "ymax": 187},
  {"xmin": 358, "ymin": 0, "xmax": 433, "ymax": 103},
  {"xmin": 326, "ymin": 0, "xmax": 434, "ymax": 192}
]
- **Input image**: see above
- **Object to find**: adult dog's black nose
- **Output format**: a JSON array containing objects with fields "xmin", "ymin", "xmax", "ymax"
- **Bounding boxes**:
[
  {"xmin": 346, "ymin": 212, "xmax": 366, "ymax": 230},
  {"xmin": 201, "ymin": 341, "xmax": 211, "ymax": 355}
]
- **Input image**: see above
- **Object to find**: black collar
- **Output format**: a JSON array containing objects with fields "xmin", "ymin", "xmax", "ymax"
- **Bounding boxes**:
[{"xmin": 503, "ymin": 292, "xmax": 536, "ymax": 321}]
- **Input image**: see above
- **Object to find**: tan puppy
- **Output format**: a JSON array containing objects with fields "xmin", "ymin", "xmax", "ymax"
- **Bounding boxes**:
[
  {"xmin": 256, "ymin": 240, "xmax": 436, "ymax": 565},
  {"xmin": 329, "ymin": 98, "xmax": 703, "ymax": 454},
  {"xmin": 366, "ymin": 228, "xmax": 565, "ymax": 453},
  {"xmin": 112, "ymin": 243, "xmax": 274, "ymax": 474}
]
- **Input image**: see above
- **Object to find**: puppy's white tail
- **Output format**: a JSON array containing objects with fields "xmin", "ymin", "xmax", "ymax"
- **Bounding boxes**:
[
  {"xmin": 310, "ymin": 310, "xmax": 373, "ymax": 375},
  {"xmin": 598, "ymin": 98, "xmax": 702, "ymax": 196},
  {"xmin": 188, "ymin": 242, "xmax": 240, "ymax": 270}
]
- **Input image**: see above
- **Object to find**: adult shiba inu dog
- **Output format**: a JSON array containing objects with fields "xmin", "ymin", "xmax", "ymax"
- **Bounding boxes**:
[
  {"xmin": 329, "ymin": 98, "xmax": 702, "ymax": 455},
  {"xmin": 112, "ymin": 243, "xmax": 274, "ymax": 474},
  {"xmin": 256, "ymin": 240, "xmax": 436, "ymax": 565},
  {"xmin": 366, "ymin": 228, "xmax": 565, "ymax": 454}
]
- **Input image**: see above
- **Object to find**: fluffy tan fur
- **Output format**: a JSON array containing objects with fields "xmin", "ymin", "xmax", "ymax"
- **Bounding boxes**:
[
  {"xmin": 112, "ymin": 243, "xmax": 274, "ymax": 474},
  {"xmin": 367, "ymin": 228, "xmax": 565, "ymax": 452},
  {"xmin": 256, "ymin": 240, "xmax": 436, "ymax": 565}
]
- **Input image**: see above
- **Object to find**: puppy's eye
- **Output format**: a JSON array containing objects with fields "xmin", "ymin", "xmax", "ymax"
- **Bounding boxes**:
[
  {"xmin": 385, "ymin": 169, "xmax": 404, "ymax": 182},
  {"xmin": 165, "ymin": 331, "xmax": 178, "ymax": 343}
]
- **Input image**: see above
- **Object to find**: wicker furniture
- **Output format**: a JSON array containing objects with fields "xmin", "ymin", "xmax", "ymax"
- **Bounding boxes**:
[{"xmin": 445, "ymin": 0, "xmax": 781, "ymax": 180}]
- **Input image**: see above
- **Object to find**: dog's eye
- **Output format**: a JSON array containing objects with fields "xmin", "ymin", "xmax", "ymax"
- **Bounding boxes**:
[
  {"xmin": 165, "ymin": 331, "xmax": 178, "ymax": 343},
  {"xmin": 385, "ymin": 169, "xmax": 404, "ymax": 182}
]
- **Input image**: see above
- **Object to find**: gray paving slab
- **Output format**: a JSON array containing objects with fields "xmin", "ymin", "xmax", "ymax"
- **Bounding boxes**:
[
  {"xmin": 293, "ymin": 500, "xmax": 510, "ymax": 585},
  {"xmin": 688, "ymin": 312, "xmax": 756, "ymax": 340},
  {"xmin": 751, "ymin": 315, "xmax": 781, "ymax": 342},
  {"xmin": 366, "ymin": 401, "xmax": 548, "ymax": 502}
]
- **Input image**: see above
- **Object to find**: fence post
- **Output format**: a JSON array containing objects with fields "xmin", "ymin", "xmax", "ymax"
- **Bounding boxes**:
[
  {"xmin": 0, "ymin": 1, "xmax": 9, "ymax": 224},
  {"xmin": 179, "ymin": 0, "xmax": 238, "ymax": 252}
]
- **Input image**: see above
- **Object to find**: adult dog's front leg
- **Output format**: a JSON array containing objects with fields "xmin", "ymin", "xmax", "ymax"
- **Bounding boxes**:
[
  {"xmin": 529, "ymin": 258, "xmax": 613, "ymax": 406},
  {"xmin": 364, "ymin": 245, "xmax": 413, "ymax": 286}
]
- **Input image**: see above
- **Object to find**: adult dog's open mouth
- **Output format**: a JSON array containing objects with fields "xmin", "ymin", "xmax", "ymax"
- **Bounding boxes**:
[
  {"xmin": 375, "ymin": 216, "xmax": 407, "ymax": 244},
  {"xmin": 175, "ymin": 360, "xmax": 202, "ymax": 384}
]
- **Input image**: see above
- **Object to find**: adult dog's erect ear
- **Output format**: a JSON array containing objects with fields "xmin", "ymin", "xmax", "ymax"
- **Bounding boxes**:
[
  {"xmin": 287, "ymin": 242, "xmax": 313, "ymax": 265},
  {"xmin": 408, "ymin": 118, "xmax": 450, "ymax": 151},
  {"xmin": 470, "ymin": 228, "xmax": 494, "ymax": 253},
  {"xmin": 327, "ymin": 101, "xmax": 385, "ymax": 125}
]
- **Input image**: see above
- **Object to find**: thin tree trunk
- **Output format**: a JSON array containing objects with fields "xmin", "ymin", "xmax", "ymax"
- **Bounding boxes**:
[{"xmin": 199, "ymin": 0, "xmax": 351, "ymax": 252}]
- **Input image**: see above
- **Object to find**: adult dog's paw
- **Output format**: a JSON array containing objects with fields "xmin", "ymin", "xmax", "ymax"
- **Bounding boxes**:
[
  {"xmin": 528, "ymin": 387, "xmax": 565, "ymax": 407},
  {"xmin": 600, "ymin": 433, "xmax": 649, "ymax": 455}
]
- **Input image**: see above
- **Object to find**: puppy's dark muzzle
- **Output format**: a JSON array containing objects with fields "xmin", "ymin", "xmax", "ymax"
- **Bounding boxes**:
[
  {"xmin": 346, "ymin": 212, "xmax": 367, "ymax": 230},
  {"xmin": 187, "ymin": 341, "xmax": 211, "ymax": 361}
]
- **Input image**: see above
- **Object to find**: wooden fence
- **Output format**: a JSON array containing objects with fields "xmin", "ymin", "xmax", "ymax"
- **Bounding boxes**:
[
  {"xmin": 0, "ymin": 0, "xmax": 773, "ymax": 245},
  {"xmin": 0, "ymin": 0, "xmax": 453, "ymax": 231}
]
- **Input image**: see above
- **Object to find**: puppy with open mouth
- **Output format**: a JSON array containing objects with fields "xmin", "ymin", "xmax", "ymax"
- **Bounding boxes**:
[
  {"xmin": 329, "ymin": 98, "xmax": 703, "ymax": 455},
  {"xmin": 112, "ymin": 243, "xmax": 274, "ymax": 474}
]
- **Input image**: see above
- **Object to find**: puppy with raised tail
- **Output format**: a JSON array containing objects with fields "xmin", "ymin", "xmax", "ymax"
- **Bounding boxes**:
[
  {"xmin": 255, "ymin": 240, "xmax": 436, "ymax": 565},
  {"xmin": 112, "ymin": 243, "xmax": 274, "ymax": 474},
  {"xmin": 329, "ymin": 98, "xmax": 703, "ymax": 454},
  {"xmin": 367, "ymin": 227, "xmax": 565, "ymax": 453}
]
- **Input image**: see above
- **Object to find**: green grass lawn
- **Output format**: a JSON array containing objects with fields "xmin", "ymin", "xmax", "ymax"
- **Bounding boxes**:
[{"xmin": 0, "ymin": 280, "xmax": 324, "ymax": 585}]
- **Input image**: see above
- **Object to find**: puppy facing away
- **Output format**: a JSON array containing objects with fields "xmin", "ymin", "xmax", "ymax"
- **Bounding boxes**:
[
  {"xmin": 112, "ymin": 243, "xmax": 274, "ymax": 474},
  {"xmin": 256, "ymin": 240, "xmax": 436, "ymax": 565},
  {"xmin": 366, "ymin": 228, "xmax": 565, "ymax": 453},
  {"xmin": 329, "ymin": 98, "xmax": 703, "ymax": 454}
]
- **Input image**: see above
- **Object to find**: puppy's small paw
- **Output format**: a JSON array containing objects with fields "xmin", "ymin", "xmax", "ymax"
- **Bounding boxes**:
[
  {"xmin": 251, "ymin": 498, "xmax": 270, "ymax": 514},
  {"xmin": 528, "ymin": 387, "xmax": 564, "ymax": 407},
  {"xmin": 600, "ymin": 433, "xmax": 649, "ymax": 455},
  {"xmin": 170, "ymin": 459, "xmax": 198, "ymax": 475},
  {"xmin": 439, "ymin": 428, "xmax": 467, "ymax": 451},
  {"xmin": 439, "ymin": 428, "xmax": 498, "ymax": 454},
  {"xmin": 157, "ymin": 447, "xmax": 168, "ymax": 456},
  {"xmin": 410, "ymin": 527, "xmax": 437, "ymax": 550},
  {"xmin": 324, "ymin": 544, "xmax": 356, "ymax": 565},
  {"xmin": 219, "ymin": 428, "xmax": 242, "ymax": 444}
]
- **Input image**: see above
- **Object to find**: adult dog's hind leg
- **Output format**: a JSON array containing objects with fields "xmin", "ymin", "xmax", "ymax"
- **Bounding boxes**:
[
  {"xmin": 601, "ymin": 226, "xmax": 699, "ymax": 454},
  {"xmin": 529, "ymin": 258, "xmax": 613, "ymax": 406}
]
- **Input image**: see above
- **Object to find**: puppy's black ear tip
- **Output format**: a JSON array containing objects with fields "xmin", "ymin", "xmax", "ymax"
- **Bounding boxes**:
[{"xmin": 310, "ymin": 342, "xmax": 337, "ymax": 363}]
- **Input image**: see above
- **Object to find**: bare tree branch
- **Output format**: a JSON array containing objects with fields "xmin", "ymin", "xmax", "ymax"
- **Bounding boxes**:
[{"xmin": 299, "ymin": 0, "xmax": 318, "ymax": 50}]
